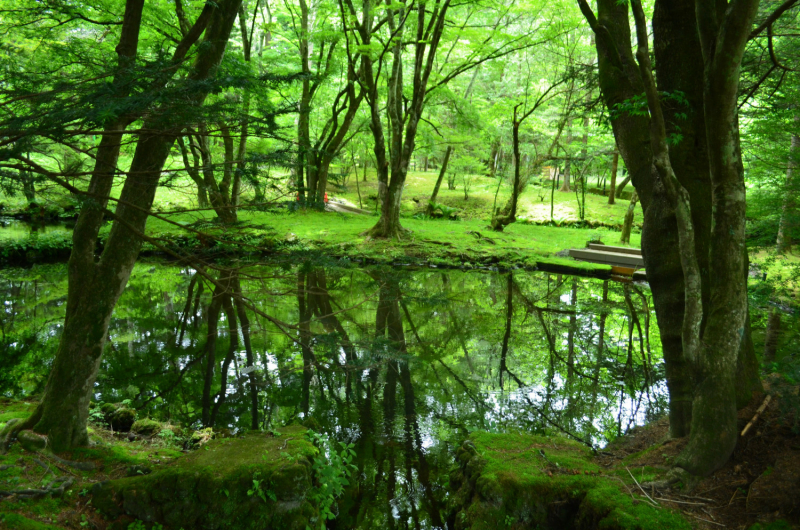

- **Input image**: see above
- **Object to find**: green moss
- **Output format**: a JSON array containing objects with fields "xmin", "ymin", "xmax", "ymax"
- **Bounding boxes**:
[
  {"xmin": 0, "ymin": 400, "xmax": 36, "ymax": 423},
  {"xmin": 131, "ymin": 418, "xmax": 162, "ymax": 436},
  {"xmin": 0, "ymin": 513, "xmax": 62, "ymax": 530},
  {"xmin": 91, "ymin": 426, "xmax": 318, "ymax": 529},
  {"xmin": 748, "ymin": 521, "xmax": 793, "ymax": 530},
  {"xmin": 449, "ymin": 432, "xmax": 691, "ymax": 530},
  {"xmin": 2, "ymin": 497, "xmax": 68, "ymax": 524},
  {"xmin": 109, "ymin": 408, "xmax": 136, "ymax": 432}
]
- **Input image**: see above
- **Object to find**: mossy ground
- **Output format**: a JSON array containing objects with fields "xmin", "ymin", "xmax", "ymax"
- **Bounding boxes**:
[
  {"xmin": 0, "ymin": 207, "xmax": 639, "ymax": 277},
  {"xmin": 0, "ymin": 416, "xmax": 188, "ymax": 529},
  {"xmin": 1, "ymin": 399, "xmax": 317, "ymax": 530},
  {"xmin": 90, "ymin": 425, "xmax": 317, "ymax": 530},
  {"xmin": 0, "ymin": 399, "xmax": 38, "ymax": 428},
  {"xmin": 447, "ymin": 430, "xmax": 692, "ymax": 530},
  {"xmin": 0, "ymin": 167, "xmax": 642, "ymax": 275}
]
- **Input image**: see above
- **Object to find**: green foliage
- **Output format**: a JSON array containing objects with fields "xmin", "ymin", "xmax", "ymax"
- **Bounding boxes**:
[
  {"xmin": 247, "ymin": 470, "xmax": 277, "ymax": 503},
  {"xmin": 304, "ymin": 431, "xmax": 357, "ymax": 530},
  {"xmin": 610, "ymin": 91, "xmax": 689, "ymax": 145},
  {"xmin": 128, "ymin": 521, "xmax": 164, "ymax": 530}
]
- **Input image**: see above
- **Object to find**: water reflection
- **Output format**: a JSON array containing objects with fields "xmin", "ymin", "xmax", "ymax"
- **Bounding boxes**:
[{"xmin": 0, "ymin": 262, "xmax": 667, "ymax": 528}]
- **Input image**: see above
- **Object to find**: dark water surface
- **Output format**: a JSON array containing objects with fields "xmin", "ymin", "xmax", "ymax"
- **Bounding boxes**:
[{"xmin": 0, "ymin": 260, "xmax": 666, "ymax": 528}]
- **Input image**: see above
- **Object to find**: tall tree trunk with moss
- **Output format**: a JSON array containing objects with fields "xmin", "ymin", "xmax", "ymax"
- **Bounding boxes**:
[
  {"xmin": 2, "ymin": 0, "xmax": 242, "ymax": 452},
  {"xmin": 579, "ymin": 0, "xmax": 762, "ymax": 476}
]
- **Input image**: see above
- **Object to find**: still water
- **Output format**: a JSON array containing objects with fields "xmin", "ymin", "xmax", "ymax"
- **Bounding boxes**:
[{"xmin": 0, "ymin": 260, "xmax": 666, "ymax": 528}]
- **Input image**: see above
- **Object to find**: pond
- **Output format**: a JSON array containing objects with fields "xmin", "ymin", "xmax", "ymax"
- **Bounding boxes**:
[{"xmin": 0, "ymin": 259, "xmax": 666, "ymax": 529}]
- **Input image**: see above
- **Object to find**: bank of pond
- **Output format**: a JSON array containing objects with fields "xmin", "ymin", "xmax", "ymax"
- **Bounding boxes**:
[{"xmin": 0, "ymin": 260, "xmax": 775, "ymax": 529}]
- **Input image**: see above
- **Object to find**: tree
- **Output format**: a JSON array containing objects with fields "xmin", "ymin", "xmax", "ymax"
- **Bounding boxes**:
[
  {"xmin": 578, "ymin": 0, "xmax": 768, "ymax": 476},
  {"xmin": 1, "ymin": 0, "xmax": 244, "ymax": 451}
]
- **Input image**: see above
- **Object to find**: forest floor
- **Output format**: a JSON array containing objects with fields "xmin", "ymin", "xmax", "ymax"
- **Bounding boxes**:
[
  {"xmin": 596, "ymin": 386, "xmax": 799, "ymax": 530},
  {"xmin": 6, "ymin": 393, "xmax": 796, "ymax": 530},
  {"xmin": 0, "ymin": 400, "xmax": 317, "ymax": 530},
  {"xmin": 0, "ymin": 167, "xmax": 643, "ymax": 274}
]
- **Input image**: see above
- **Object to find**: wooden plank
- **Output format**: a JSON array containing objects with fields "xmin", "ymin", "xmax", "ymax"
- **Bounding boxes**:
[
  {"xmin": 587, "ymin": 243, "xmax": 642, "ymax": 256},
  {"xmin": 569, "ymin": 248, "xmax": 645, "ymax": 268},
  {"xmin": 611, "ymin": 266, "xmax": 636, "ymax": 276}
]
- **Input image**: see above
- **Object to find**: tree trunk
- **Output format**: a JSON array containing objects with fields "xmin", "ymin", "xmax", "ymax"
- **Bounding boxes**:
[
  {"xmin": 579, "ymin": 0, "xmax": 761, "ymax": 473},
  {"xmin": 4, "ymin": 0, "xmax": 243, "ymax": 452},
  {"xmin": 177, "ymin": 135, "xmax": 209, "ymax": 207},
  {"xmin": 560, "ymin": 158, "xmax": 571, "ymax": 192},
  {"xmin": 232, "ymin": 275, "xmax": 259, "ymax": 430},
  {"xmin": 21, "ymin": 171, "xmax": 36, "ymax": 202},
  {"xmin": 560, "ymin": 123, "xmax": 572, "ymax": 192},
  {"xmin": 202, "ymin": 280, "xmax": 225, "ymax": 427},
  {"xmin": 498, "ymin": 273, "xmax": 513, "ymax": 389},
  {"xmin": 608, "ymin": 150, "xmax": 619, "ymax": 204},
  {"xmin": 491, "ymin": 114, "xmax": 523, "ymax": 231},
  {"xmin": 426, "ymin": 146, "xmax": 452, "ymax": 215},
  {"xmin": 296, "ymin": 0, "xmax": 312, "ymax": 203},
  {"xmin": 620, "ymin": 192, "xmax": 638, "ymax": 244},
  {"xmin": 615, "ymin": 174, "xmax": 630, "ymax": 198}
]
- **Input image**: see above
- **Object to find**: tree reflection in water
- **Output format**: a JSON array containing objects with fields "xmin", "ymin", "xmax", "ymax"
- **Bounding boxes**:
[{"xmin": 0, "ymin": 262, "xmax": 667, "ymax": 528}]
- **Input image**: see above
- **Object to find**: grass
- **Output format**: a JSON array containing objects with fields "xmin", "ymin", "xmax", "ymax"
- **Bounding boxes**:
[
  {"xmin": 0, "ymin": 164, "xmax": 643, "ymax": 275},
  {"xmin": 142, "ymin": 208, "xmax": 639, "ymax": 275}
]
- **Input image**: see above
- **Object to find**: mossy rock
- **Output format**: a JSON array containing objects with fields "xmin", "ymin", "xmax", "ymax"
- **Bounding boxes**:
[
  {"xmin": 109, "ymin": 408, "xmax": 136, "ymax": 432},
  {"xmin": 91, "ymin": 425, "xmax": 318, "ymax": 530},
  {"xmin": 131, "ymin": 418, "xmax": 162, "ymax": 436},
  {"xmin": 447, "ymin": 432, "xmax": 691, "ymax": 530}
]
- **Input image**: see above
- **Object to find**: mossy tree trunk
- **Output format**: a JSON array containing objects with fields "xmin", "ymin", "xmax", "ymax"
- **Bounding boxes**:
[
  {"xmin": 578, "ymin": 0, "xmax": 762, "ymax": 476},
  {"xmin": 4, "ymin": 0, "xmax": 243, "ymax": 453}
]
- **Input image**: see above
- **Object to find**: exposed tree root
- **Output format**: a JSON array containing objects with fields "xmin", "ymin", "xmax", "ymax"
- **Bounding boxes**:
[
  {"xmin": 360, "ymin": 223, "xmax": 412, "ymax": 240},
  {"xmin": 641, "ymin": 466, "xmax": 699, "ymax": 492},
  {"xmin": 0, "ymin": 476, "xmax": 74, "ymax": 500}
]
